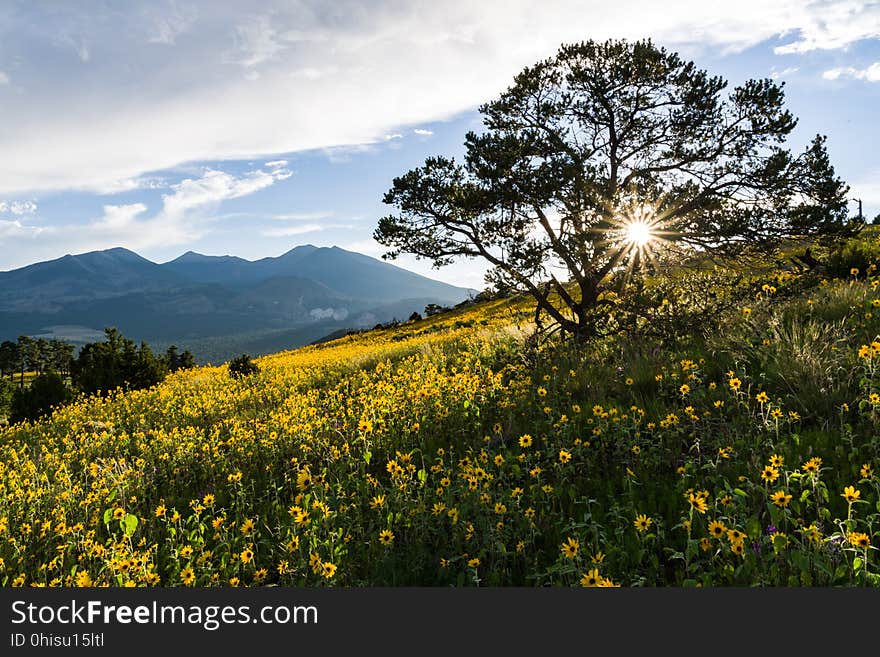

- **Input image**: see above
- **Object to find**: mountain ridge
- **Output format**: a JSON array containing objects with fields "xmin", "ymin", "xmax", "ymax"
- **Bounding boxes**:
[{"xmin": 0, "ymin": 245, "xmax": 476, "ymax": 361}]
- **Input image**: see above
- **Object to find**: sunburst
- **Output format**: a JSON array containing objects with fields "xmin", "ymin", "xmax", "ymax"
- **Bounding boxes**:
[
  {"xmin": 623, "ymin": 220, "xmax": 654, "ymax": 247},
  {"xmin": 600, "ymin": 200, "xmax": 679, "ymax": 280}
]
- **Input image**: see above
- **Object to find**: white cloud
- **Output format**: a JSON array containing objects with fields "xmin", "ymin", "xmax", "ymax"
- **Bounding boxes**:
[
  {"xmin": 0, "ymin": 71, "xmax": 9, "ymax": 85},
  {"xmin": 774, "ymin": 2, "xmax": 880, "ymax": 54},
  {"xmin": 413, "ymin": 128, "xmax": 434, "ymax": 136},
  {"xmin": 1, "ymin": 1, "xmax": 879, "ymax": 194},
  {"xmin": 264, "ymin": 159, "xmax": 288, "ymax": 168},
  {"xmin": 309, "ymin": 307, "xmax": 349, "ymax": 321},
  {"xmin": 384, "ymin": 133, "xmax": 403, "ymax": 140},
  {"xmin": 260, "ymin": 223, "xmax": 324, "ymax": 237},
  {"xmin": 269, "ymin": 211, "xmax": 334, "ymax": 222},
  {"xmin": 0, "ymin": 166, "xmax": 292, "ymax": 268},
  {"xmin": 90, "ymin": 203, "xmax": 149, "ymax": 231},
  {"xmin": 161, "ymin": 167, "xmax": 291, "ymax": 218},
  {"xmin": 87, "ymin": 176, "xmax": 167, "ymax": 195},
  {"xmin": 0, "ymin": 219, "xmax": 43, "ymax": 239},
  {"xmin": 770, "ymin": 66, "xmax": 799, "ymax": 79},
  {"xmin": 822, "ymin": 62, "xmax": 880, "ymax": 81},
  {"xmin": 0, "ymin": 200, "xmax": 37, "ymax": 215},
  {"xmin": 321, "ymin": 144, "xmax": 376, "ymax": 164}
]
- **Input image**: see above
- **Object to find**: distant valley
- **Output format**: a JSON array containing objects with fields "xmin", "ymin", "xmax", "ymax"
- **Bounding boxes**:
[{"xmin": 0, "ymin": 245, "xmax": 475, "ymax": 362}]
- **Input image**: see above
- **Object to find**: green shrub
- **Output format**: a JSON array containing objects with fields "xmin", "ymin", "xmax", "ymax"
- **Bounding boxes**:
[
  {"xmin": 228, "ymin": 353, "xmax": 260, "ymax": 379},
  {"xmin": 826, "ymin": 234, "xmax": 880, "ymax": 279}
]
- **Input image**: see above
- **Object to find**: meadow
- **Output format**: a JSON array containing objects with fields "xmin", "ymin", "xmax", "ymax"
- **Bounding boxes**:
[{"xmin": 1, "ymin": 235, "xmax": 879, "ymax": 588}]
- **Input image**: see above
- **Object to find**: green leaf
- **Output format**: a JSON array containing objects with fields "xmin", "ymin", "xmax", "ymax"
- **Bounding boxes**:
[
  {"xmin": 123, "ymin": 514, "xmax": 138, "ymax": 537},
  {"xmin": 746, "ymin": 516, "xmax": 761, "ymax": 539},
  {"xmin": 853, "ymin": 557, "xmax": 863, "ymax": 573},
  {"xmin": 417, "ymin": 469, "xmax": 427, "ymax": 485},
  {"xmin": 102, "ymin": 508, "xmax": 112, "ymax": 525},
  {"xmin": 733, "ymin": 488, "xmax": 748, "ymax": 497},
  {"xmin": 364, "ymin": 450, "xmax": 371, "ymax": 465}
]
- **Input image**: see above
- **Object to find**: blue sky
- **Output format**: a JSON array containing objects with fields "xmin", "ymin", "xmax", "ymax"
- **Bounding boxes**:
[{"xmin": 0, "ymin": 1, "xmax": 878, "ymax": 290}]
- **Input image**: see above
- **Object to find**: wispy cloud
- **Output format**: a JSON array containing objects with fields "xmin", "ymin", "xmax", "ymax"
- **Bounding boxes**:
[
  {"xmin": 161, "ymin": 167, "xmax": 291, "ymax": 218},
  {"xmin": 413, "ymin": 128, "xmax": 434, "ymax": 136},
  {"xmin": 87, "ymin": 176, "xmax": 168, "ymax": 196},
  {"xmin": 1, "ymin": 1, "xmax": 878, "ymax": 194},
  {"xmin": 58, "ymin": 33, "xmax": 90, "ymax": 62},
  {"xmin": 770, "ymin": 66, "xmax": 799, "ymax": 79},
  {"xmin": 823, "ymin": 62, "xmax": 880, "ymax": 81},
  {"xmin": 146, "ymin": 1, "xmax": 197, "ymax": 44},
  {"xmin": 0, "ymin": 71, "xmax": 9, "ymax": 85},
  {"xmin": 269, "ymin": 211, "xmax": 334, "ymax": 222},
  {"xmin": 234, "ymin": 14, "xmax": 286, "ymax": 72},
  {"xmin": 260, "ymin": 223, "xmax": 324, "ymax": 237}
]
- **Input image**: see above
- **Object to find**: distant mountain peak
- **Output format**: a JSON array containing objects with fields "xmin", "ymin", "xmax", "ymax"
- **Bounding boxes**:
[
  {"xmin": 171, "ymin": 250, "xmax": 209, "ymax": 262},
  {"xmin": 71, "ymin": 246, "xmax": 145, "ymax": 260},
  {"xmin": 277, "ymin": 244, "xmax": 319, "ymax": 258}
]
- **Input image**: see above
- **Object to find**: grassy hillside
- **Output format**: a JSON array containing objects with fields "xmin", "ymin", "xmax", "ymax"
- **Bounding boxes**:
[{"xmin": 1, "ymin": 237, "xmax": 879, "ymax": 587}]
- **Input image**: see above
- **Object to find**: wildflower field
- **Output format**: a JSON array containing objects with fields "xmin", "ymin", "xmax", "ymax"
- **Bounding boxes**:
[{"xmin": 1, "ymin": 238, "xmax": 880, "ymax": 588}]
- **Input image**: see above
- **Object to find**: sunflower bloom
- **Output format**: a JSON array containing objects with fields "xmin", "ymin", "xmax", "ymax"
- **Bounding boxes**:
[
  {"xmin": 560, "ymin": 537, "xmax": 580, "ymax": 559},
  {"xmin": 841, "ymin": 486, "xmax": 860, "ymax": 503},
  {"xmin": 687, "ymin": 492, "xmax": 708, "ymax": 514},
  {"xmin": 580, "ymin": 569, "xmax": 602, "ymax": 587},
  {"xmin": 708, "ymin": 520, "xmax": 726, "ymax": 539},
  {"xmin": 848, "ymin": 532, "xmax": 871, "ymax": 549},
  {"xmin": 760, "ymin": 466, "xmax": 780, "ymax": 483},
  {"xmin": 180, "ymin": 567, "xmax": 195, "ymax": 586},
  {"xmin": 802, "ymin": 457, "xmax": 822, "ymax": 475},
  {"xmin": 634, "ymin": 514, "xmax": 653, "ymax": 533},
  {"xmin": 770, "ymin": 490, "xmax": 792, "ymax": 508}
]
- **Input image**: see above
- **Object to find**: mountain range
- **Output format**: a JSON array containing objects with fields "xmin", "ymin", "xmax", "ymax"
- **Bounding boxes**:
[{"xmin": 0, "ymin": 245, "xmax": 474, "ymax": 362}]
